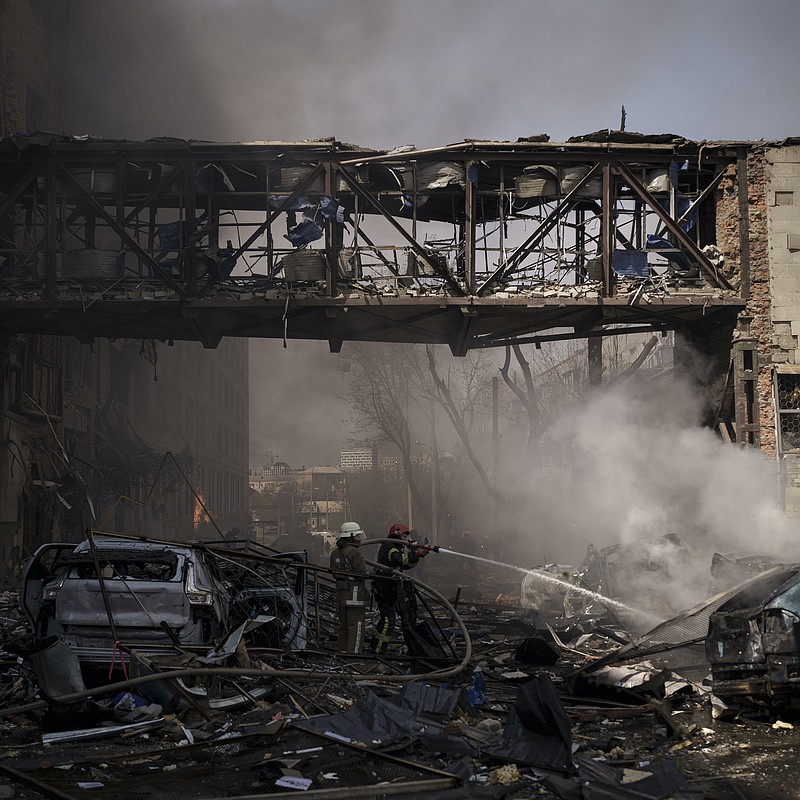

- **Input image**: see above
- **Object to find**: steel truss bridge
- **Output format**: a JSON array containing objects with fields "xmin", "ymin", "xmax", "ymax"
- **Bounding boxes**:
[{"xmin": 0, "ymin": 132, "xmax": 746, "ymax": 354}]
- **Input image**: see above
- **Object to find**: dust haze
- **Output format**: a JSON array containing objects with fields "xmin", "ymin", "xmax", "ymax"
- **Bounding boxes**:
[
  {"xmin": 67, "ymin": 0, "xmax": 800, "ymax": 147},
  {"xmin": 525, "ymin": 375, "xmax": 800, "ymax": 612},
  {"xmin": 62, "ymin": 1, "xmax": 800, "ymax": 601},
  {"xmin": 249, "ymin": 340, "xmax": 351, "ymax": 469}
]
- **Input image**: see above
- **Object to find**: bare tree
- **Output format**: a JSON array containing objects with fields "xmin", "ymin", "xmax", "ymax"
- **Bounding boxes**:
[
  {"xmin": 341, "ymin": 343, "xmax": 436, "ymax": 530},
  {"xmin": 426, "ymin": 345, "xmax": 507, "ymax": 506},
  {"xmin": 343, "ymin": 334, "xmax": 665, "ymax": 550}
]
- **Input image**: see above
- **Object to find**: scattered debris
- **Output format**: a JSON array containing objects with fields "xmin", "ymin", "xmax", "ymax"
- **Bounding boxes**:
[{"xmin": 2, "ymin": 537, "xmax": 800, "ymax": 797}]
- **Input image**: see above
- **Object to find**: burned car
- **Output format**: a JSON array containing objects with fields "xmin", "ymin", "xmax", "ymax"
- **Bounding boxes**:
[
  {"xmin": 20, "ymin": 535, "xmax": 308, "ymax": 668},
  {"xmin": 706, "ymin": 566, "xmax": 800, "ymax": 709},
  {"xmin": 709, "ymin": 551, "xmax": 784, "ymax": 595},
  {"xmin": 537, "ymin": 535, "xmax": 693, "ymax": 625}
]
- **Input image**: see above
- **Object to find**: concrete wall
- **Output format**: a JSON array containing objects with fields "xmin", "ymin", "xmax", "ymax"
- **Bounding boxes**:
[
  {"xmin": 765, "ymin": 145, "xmax": 800, "ymax": 513},
  {"xmin": 765, "ymin": 145, "xmax": 800, "ymax": 360}
]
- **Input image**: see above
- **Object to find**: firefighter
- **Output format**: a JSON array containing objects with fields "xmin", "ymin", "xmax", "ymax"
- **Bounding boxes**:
[
  {"xmin": 330, "ymin": 521, "xmax": 368, "ymax": 654},
  {"xmin": 369, "ymin": 523, "xmax": 429, "ymax": 654}
]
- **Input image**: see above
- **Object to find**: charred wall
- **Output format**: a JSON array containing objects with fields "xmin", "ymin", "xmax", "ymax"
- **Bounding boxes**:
[{"xmin": 0, "ymin": 0, "xmax": 70, "ymax": 576}]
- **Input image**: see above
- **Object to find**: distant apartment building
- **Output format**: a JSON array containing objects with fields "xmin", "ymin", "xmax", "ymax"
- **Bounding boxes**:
[
  {"xmin": 380, "ymin": 452, "xmax": 451, "ymax": 474},
  {"xmin": 341, "ymin": 448, "xmax": 378, "ymax": 472},
  {"xmin": 249, "ymin": 464, "xmax": 349, "ymax": 543}
]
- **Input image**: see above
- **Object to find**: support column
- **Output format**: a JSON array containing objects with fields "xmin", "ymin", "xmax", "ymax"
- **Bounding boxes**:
[
  {"xmin": 601, "ymin": 163, "xmax": 614, "ymax": 297},
  {"xmin": 324, "ymin": 162, "xmax": 341, "ymax": 297},
  {"xmin": 733, "ymin": 331, "xmax": 760, "ymax": 446},
  {"xmin": 185, "ymin": 160, "xmax": 197, "ymax": 295},
  {"xmin": 464, "ymin": 160, "xmax": 476, "ymax": 293},
  {"xmin": 44, "ymin": 161, "xmax": 57, "ymax": 298},
  {"xmin": 588, "ymin": 338, "xmax": 603, "ymax": 387},
  {"xmin": 737, "ymin": 147, "xmax": 751, "ymax": 301}
]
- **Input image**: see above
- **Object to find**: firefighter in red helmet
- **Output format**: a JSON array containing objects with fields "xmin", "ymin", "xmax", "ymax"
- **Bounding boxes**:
[{"xmin": 369, "ymin": 523, "xmax": 427, "ymax": 654}]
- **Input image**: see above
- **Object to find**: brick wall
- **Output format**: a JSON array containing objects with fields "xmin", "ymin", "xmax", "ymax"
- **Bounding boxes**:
[
  {"xmin": 716, "ymin": 147, "xmax": 775, "ymax": 454},
  {"xmin": 712, "ymin": 142, "xmax": 800, "ymax": 513}
]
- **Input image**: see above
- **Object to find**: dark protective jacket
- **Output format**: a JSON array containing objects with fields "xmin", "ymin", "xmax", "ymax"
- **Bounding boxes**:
[
  {"xmin": 374, "ymin": 536, "xmax": 418, "ymax": 603},
  {"xmin": 376, "ymin": 537, "xmax": 419, "ymax": 574},
  {"xmin": 330, "ymin": 539, "xmax": 368, "ymax": 606}
]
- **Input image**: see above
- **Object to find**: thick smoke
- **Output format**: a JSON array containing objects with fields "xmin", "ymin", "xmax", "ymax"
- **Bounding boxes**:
[
  {"xmin": 530, "ymin": 376, "xmax": 800, "ymax": 612},
  {"xmin": 62, "ymin": 0, "xmax": 800, "ymax": 513},
  {"xmin": 249, "ymin": 340, "xmax": 351, "ymax": 470},
  {"xmin": 66, "ymin": 0, "xmax": 800, "ymax": 147}
]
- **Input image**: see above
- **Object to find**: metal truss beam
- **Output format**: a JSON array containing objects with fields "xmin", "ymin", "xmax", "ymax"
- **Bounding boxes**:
[
  {"xmin": 612, "ymin": 162, "xmax": 733, "ymax": 290},
  {"xmin": 0, "ymin": 136, "xmax": 746, "ymax": 352}
]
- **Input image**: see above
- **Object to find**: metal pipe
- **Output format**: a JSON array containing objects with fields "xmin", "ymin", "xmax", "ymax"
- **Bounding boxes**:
[
  {"xmin": 0, "ymin": 763, "xmax": 79, "ymax": 800},
  {"xmin": 203, "ymin": 777, "xmax": 457, "ymax": 799},
  {"xmin": 1, "ymin": 540, "xmax": 473, "ymax": 720}
]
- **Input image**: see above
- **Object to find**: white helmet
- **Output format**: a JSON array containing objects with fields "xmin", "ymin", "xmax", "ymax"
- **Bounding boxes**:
[{"xmin": 339, "ymin": 521, "xmax": 363, "ymax": 540}]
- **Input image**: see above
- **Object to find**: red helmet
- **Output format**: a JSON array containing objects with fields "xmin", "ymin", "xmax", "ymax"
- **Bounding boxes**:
[{"xmin": 388, "ymin": 523, "xmax": 409, "ymax": 538}]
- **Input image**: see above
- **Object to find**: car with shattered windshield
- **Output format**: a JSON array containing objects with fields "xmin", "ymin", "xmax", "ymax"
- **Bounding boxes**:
[
  {"xmin": 20, "ymin": 534, "xmax": 308, "ymax": 668},
  {"xmin": 706, "ymin": 565, "xmax": 800, "ymax": 709}
]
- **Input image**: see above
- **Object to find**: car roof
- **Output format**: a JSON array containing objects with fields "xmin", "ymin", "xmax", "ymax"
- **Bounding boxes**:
[{"xmin": 72, "ymin": 538, "xmax": 195, "ymax": 558}]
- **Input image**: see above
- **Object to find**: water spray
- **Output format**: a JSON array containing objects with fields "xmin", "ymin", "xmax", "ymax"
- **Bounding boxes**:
[{"xmin": 437, "ymin": 547, "xmax": 661, "ymax": 624}]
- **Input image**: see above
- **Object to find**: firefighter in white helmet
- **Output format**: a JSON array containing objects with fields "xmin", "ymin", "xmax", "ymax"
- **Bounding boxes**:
[{"xmin": 329, "ymin": 521, "xmax": 368, "ymax": 653}]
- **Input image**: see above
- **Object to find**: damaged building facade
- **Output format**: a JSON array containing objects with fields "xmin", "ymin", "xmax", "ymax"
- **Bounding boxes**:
[
  {"xmin": 0, "ymin": 0, "xmax": 250, "ymax": 574},
  {"xmin": 2, "ymin": 132, "xmax": 800, "ymax": 525},
  {"xmin": 729, "ymin": 144, "xmax": 800, "ymax": 512},
  {"xmin": 2, "ymin": 4, "xmax": 800, "ymax": 579}
]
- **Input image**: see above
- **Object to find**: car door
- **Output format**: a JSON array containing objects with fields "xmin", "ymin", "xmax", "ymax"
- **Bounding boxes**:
[
  {"xmin": 52, "ymin": 551, "xmax": 191, "ymax": 642},
  {"xmin": 20, "ymin": 543, "xmax": 77, "ymax": 635}
]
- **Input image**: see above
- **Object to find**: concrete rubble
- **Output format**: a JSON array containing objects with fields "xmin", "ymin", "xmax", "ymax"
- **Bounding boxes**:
[
  {"xmin": 0, "ymin": 271, "xmax": 729, "ymax": 306},
  {"xmin": 0, "ymin": 543, "xmax": 798, "ymax": 799}
]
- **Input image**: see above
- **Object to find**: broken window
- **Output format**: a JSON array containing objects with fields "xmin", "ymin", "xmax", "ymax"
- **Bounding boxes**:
[{"xmin": 776, "ymin": 371, "xmax": 800, "ymax": 451}]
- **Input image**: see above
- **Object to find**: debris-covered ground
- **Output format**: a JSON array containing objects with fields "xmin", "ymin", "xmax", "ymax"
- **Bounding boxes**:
[{"xmin": 1, "ymin": 535, "xmax": 799, "ymax": 799}]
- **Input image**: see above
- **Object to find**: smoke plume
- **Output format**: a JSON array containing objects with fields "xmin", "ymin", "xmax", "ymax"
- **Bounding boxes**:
[{"xmin": 531, "ymin": 376, "xmax": 800, "ymax": 611}]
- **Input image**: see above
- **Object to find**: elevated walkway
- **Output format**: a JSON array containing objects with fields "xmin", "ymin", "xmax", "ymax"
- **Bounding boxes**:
[{"xmin": 0, "ymin": 132, "xmax": 746, "ymax": 352}]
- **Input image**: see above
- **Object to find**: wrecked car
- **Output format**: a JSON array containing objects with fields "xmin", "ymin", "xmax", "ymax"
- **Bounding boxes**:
[
  {"xmin": 709, "ymin": 551, "xmax": 784, "ymax": 595},
  {"xmin": 520, "ymin": 535, "xmax": 693, "ymax": 628},
  {"xmin": 706, "ymin": 565, "xmax": 800, "ymax": 709},
  {"xmin": 20, "ymin": 535, "xmax": 308, "ymax": 668},
  {"xmin": 572, "ymin": 535, "xmax": 692, "ymax": 621}
]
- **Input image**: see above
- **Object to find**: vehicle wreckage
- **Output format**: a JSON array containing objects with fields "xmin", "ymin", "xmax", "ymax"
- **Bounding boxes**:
[
  {"xmin": 2, "ymin": 532, "xmax": 800, "ymax": 799},
  {"xmin": 20, "ymin": 533, "xmax": 310, "ymax": 668},
  {"xmin": 707, "ymin": 565, "xmax": 800, "ymax": 711}
]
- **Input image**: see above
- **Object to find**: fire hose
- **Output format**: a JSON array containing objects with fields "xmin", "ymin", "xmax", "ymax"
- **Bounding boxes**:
[{"xmin": 0, "ymin": 540, "xmax": 471, "ymax": 718}]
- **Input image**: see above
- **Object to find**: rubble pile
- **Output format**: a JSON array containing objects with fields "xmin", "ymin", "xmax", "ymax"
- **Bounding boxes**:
[
  {"xmin": 0, "ymin": 271, "xmax": 731, "ymax": 306},
  {"xmin": 1, "ymin": 539, "xmax": 799, "ymax": 799}
]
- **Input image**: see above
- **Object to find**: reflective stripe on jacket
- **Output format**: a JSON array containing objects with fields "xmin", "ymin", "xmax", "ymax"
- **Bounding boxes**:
[{"xmin": 330, "ymin": 540, "xmax": 367, "ymax": 604}]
